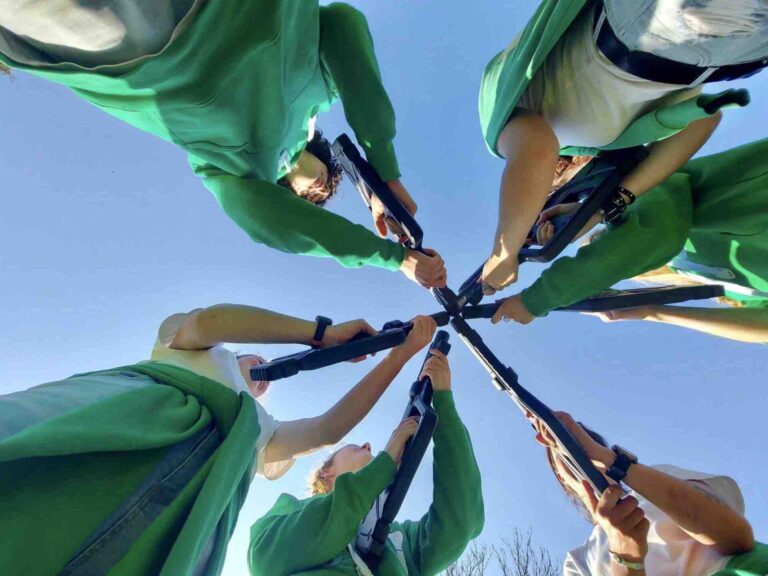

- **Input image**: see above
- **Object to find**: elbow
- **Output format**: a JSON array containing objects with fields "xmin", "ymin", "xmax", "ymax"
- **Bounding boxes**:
[
  {"xmin": 499, "ymin": 114, "xmax": 560, "ymax": 167},
  {"xmin": 715, "ymin": 520, "xmax": 755, "ymax": 556}
]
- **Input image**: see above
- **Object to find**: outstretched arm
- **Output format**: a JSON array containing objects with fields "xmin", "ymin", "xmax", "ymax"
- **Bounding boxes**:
[
  {"xmin": 264, "ymin": 317, "xmax": 438, "ymax": 464},
  {"xmin": 398, "ymin": 356, "xmax": 485, "ymax": 575},
  {"xmin": 481, "ymin": 113, "xmax": 561, "ymax": 293},
  {"xmin": 593, "ymin": 305, "xmax": 768, "ymax": 344},
  {"xmin": 556, "ymin": 413, "xmax": 755, "ymax": 556},
  {"xmin": 319, "ymin": 3, "xmax": 400, "ymax": 182},
  {"xmin": 248, "ymin": 453, "xmax": 397, "ymax": 575},
  {"xmin": 202, "ymin": 171, "xmax": 405, "ymax": 271},
  {"xmin": 513, "ymin": 180, "xmax": 693, "ymax": 319},
  {"xmin": 168, "ymin": 304, "xmax": 375, "ymax": 351},
  {"xmin": 620, "ymin": 113, "xmax": 721, "ymax": 199}
]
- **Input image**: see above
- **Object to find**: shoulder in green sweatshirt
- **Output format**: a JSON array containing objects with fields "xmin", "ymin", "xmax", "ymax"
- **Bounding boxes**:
[
  {"xmin": 0, "ymin": 361, "xmax": 260, "ymax": 576},
  {"xmin": 247, "ymin": 391, "xmax": 485, "ymax": 576},
  {"xmin": 521, "ymin": 138, "xmax": 768, "ymax": 316},
  {"xmin": 478, "ymin": 0, "xmax": 747, "ymax": 158},
  {"xmin": 0, "ymin": 2, "xmax": 405, "ymax": 271}
]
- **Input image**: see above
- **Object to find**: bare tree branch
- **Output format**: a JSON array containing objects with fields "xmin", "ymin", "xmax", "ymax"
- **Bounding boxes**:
[{"xmin": 442, "ymin": 529, "xmax": 558, "ymax": 576}]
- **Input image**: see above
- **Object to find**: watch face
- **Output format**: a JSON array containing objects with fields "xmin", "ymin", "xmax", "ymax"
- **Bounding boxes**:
[{"xmin": 612, "ymin": 444, "xmax": 638, "ymax": 463}]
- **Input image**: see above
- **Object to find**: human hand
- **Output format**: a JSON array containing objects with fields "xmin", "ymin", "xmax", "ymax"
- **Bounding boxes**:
[
  {"xmin": 583, "ymin": 306, "xmax": 658, "ymax": 323},
  {"xmin": 491, "ymin": 294, "xmax": 535, "ymax": 325},
  {"xmin": 385, "ymin": 416, "xmax": 420, "ymax": 465},
  {"xmin": 321, "ymin": 319, "xmax": 377, "ymax": 363},
  {"xmin": 393, "ymin": 316, "xmax": 437, "ymax": 361},
  {"xmin": 529, "ymin": 410, "xmax": 614, "ymax": 468},
  {"xmin": 370, "ymin": 179, "xmax": 417, "ymax": 242},
  {"xmin": 400, "ymin": 248, "xmax": 447, "ymax": 289},
  {"xmin": 419, "ymin": 350, "xmax": 451, "ymax": 391},
  {"xmin": 584, "ymin": 484, "xmax": 650, "ymax": 565},
  {"xmin": 480, "ymin": 253, "xmax": 518, "ymax": 295},
  {"xmin": 533, "ymin": 203, "xmax": 602, "ymax": 246}
]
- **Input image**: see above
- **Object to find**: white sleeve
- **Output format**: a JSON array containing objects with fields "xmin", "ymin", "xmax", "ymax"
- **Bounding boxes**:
[
  {"xmin": 253, "ymin": 401, "xmax": 295, "ymax": 481},
  {"xmin": 652, "ymin": 464, "xmax": 745, "ymax": 514},
  {"xmin": 563, "ymin": 552, "xmax": 587, "ymax": 576}
]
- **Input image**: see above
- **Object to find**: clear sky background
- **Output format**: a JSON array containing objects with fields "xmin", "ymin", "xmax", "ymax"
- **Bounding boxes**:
[{"xmin": 1, "ymin": 2, "xmax": 766, "ymax": 575}]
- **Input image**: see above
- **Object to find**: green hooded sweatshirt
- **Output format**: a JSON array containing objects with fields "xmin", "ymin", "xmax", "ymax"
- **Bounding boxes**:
[
  {"xmin": 0, "ymin": 362, "xmax": 261, "ymax": 576},
  {"xmin": 247, "ymin": 391, "xmax": 484, "ymax": 576},
  {"xmin": 478, "ymin": 0, "xmax": 747, "ymax": 158},
  {"xmin": 0, "ymin": 2, "xmax": 406, "ymax": 271},
  {"xmin": 521, "ymin": 138, "xmax": 768, "ymax": 317}
]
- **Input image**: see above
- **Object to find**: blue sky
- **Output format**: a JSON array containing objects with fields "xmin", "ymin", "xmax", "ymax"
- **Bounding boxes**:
[{"xmin": 1, "ymin": 1, "xmax": 766, "ymax": 574}]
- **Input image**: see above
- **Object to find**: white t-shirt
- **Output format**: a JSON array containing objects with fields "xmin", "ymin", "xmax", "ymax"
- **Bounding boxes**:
[
  {"xmin": 147, "ymin": 311, "xmax": 294, "ymax": 481},
  {"xmin": 0, "ymin": 0, "xmax": 201, "ymax": 70},
  {"xmin": 564, "ymin": 465, "xmax": 745, "ymax": 576},
  {"xmin": 518, "ymin": 5, "xmax": 700, "ymax": 149}
]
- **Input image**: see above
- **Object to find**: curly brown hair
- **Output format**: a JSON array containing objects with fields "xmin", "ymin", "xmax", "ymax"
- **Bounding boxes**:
[{"xmin": 278, "ymin": 129, "xmax": 344, "ymax": 207}]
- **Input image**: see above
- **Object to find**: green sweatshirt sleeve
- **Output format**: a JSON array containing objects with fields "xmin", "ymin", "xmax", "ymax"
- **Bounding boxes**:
[
  {"xmin": 395, "ymin": 391, "xmax": 485, "ymax": 576},
  {"xmin": 319, "ymin": 3, "xmax": 401, "ymax": 182},
  {"xmin": 521, "ymin": 176, "xmax": 695, "ymax": 317},
  {"xmin": 248, "ymin": 452, "xmax": 397, "ymax": 576},
  {"xmin": 200, "ymin": 169, "xmax": 405, "ymax": 270}
]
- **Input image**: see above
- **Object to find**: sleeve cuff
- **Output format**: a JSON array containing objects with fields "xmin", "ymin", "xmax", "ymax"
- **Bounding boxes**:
[
  {"xmin": 350, "ymin": 451, "xmax": 398, "ymax": 496},
  {"xmin": 360, "ymin": 139, "xmax": 401, "ymax": 183},
  {"xmin": 520, "ymin": 288, "xmax": 552, "ymax": 318}
]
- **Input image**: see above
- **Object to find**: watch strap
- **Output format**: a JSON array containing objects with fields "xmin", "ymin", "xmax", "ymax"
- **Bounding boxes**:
[
  {"xmin": 605, "ymin": 449, "xmax": 634, "ymax": 482},
  {"xmin": 311, "ymin": 316, "xmax": 333, "ymax": 347}
]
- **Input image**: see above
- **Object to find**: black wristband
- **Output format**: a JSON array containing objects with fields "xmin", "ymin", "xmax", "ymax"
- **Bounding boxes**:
[
  {"xmin": 616, "ymin": 186, "xmax": 636, "ymax": 205},
  {"xmin": 605, "ymin": 446, "xmax": 637, "ymax": 482},
  {"xmin": 311, "ymin": 315, "xmax": 333, "ymax": 347},
  {"xmin": 601, "ymin": 191, "xmax": 628, "ymax": 224}
]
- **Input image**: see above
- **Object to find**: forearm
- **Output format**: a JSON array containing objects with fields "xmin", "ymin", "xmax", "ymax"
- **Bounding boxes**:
[
  {"xmin": 320, "ymin": 4, "xmax": 400, "ymax": 180},
  {"xmin": 646, "ymin": 306, "xmax": 768, "ymax": 344},
  {"xmin": 205, "ymin": 173, "xmax": 404, "ymax": 270},
  {"xmin": 616, "ymin": 463, "xmax": 753, "ymax": 553},
  {"xmin": 265, "ymin": 349, "xmax": 410, "ymax": 463},
  {"xmin": 521, "ymin": 190, "xmax": 690, "ymax": 316},
  {"xmin": 317, "ymin": 348, "xmax": 411, "ymax": 443},
  {"xmin": 249, "ymin": 454, "xmax": 397, "ymax": 574},
  {"xmin": 172, "ymin": 304, "xmax": 316, "ymax": 350},
  {"xmin": 403, "ymin": 392, "xmax": 484, "ymax": 574},
  {"xmin": 621, "ymin": 114, "xmax": 720, "ymax": 198}
]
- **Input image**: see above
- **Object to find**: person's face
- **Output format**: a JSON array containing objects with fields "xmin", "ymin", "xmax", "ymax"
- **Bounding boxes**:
[
  {"xmin": 532, "ymin": 416, "xmax": 599, "ymax": 509},
  {"xmin": 330, "ymin": 443, "xmax": 373, "ymax": 477},
  {"xmin": 286, "ymin": 151, "xmax": 330, "ymax": 204},
  {"xmin": 237, "ymin": 354, "xmax": 270, "ymax": 399}
]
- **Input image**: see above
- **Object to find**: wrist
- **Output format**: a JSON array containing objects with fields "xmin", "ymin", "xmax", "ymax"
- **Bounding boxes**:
[
  {"xmin": 386, "ymin": 346, "xmax": 413, "ymax": 366},
  {"xmin": 310, "ymin": 316, "xmax": 333, "ymax": 347},
  {"xmin": 609, "ymin": 549, "xmax": 646, "ymax": 571},
  {"xmin": 594, "ymin": 446, "xmax": 618, "ymax": 470}
]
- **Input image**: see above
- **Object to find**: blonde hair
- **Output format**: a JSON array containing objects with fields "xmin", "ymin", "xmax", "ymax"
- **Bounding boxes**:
[
  {"xmin": 307, "ymin": 450, "xmax": 340, "ymax": 496},
  {"xmin": 634, "ymin": 265, "xmax": 744, "ymax": 308},
  {"xmin": 1, "ymin": 62, "xmax": 10, "ymax": 75}
]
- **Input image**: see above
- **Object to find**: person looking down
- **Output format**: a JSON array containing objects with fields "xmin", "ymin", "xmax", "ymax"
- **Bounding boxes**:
[
  {"xmin": 0, "ymin": 1, "xmax": 446, "ymax": 288},
  {"xmin": 530, "ymin": 410, "xmax": 765, "ymax": 576},
  {"xmin": 477, "ymin": 0, "xmax": 767, "ymax": 294},
  {"xmin": 247, "ymin": 350, "xmax": 484, "ymax": 576},
  {"xmin": 0, "ymin": 304, "xmax": 439, "ymax": 576},
  {"xmin": 491, "ymin": 138, "xmax": 768, "ymax": 345}
]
